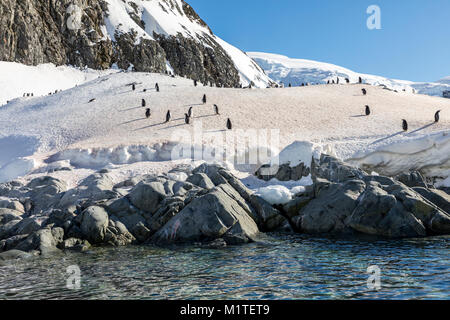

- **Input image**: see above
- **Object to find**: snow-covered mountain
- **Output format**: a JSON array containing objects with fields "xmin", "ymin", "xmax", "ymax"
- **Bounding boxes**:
[
  {"xmin": 0, "ymin": 0, "xmax": 271, "ymax": 88},
  {"xmin": 248, "ymin": 52, "xmax": 450, "ymax": 97}
]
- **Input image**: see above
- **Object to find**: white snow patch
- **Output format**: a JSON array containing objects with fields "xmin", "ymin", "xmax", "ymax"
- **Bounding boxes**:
[{"xmin": 255, "ymin": 185, "xmax": 292, "ymax": 205}]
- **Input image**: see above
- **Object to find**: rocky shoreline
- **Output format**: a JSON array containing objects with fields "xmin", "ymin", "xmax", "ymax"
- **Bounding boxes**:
[{"xmin": 1, "ymin": 154, "xmax": 449, "ymax": 262}]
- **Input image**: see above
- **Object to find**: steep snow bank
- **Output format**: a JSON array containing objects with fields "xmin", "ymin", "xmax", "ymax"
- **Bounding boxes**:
[{"xmin": 347, "ymin": 131, "xmax": 450, "ymax": 179}]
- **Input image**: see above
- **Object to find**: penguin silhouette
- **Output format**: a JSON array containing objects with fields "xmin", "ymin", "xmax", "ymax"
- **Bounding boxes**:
[
  {"xmin": 214, "ymin": 104, "xmax": 219, "ymax": 115},
  {"xmin": 226, "ymin": 118, "xmax": 232, "ymax": 130},
  {"xmin": 166, "ymin": 110, "xmax": 171, "ymax": 123},
  {"xmin": 362, "ymin": 88, "xmax": 367, "ymax": 95},
  {"xmin": 435, "ymin": 110, "xmax": 441, "ymax": 123},
  {"xmin": 185, "ymin": 113, "xmax": 190, "ymax": 125},
  {"xmin": 202, "ymin": 94, "xmax": 207, "ymax": 104},
  {"xmin": 188, "ymin": 106, "xmax": 193, "ymax": 118},
  {"xmin": 402, "ymin": 119, "xmax": 408, "ymax": 131},
  {"xmin": 145, "ymin": 108, "xmax": 151, "ymax": 119},
  {"xmin": 359, "ymin": 77, "xmax": 362, "ymax": 84},
  {"xmin": 345, "ymin": 78, "xmax": 350, "ymax": 84},
  {"xmin": 142, "ymin": 99, "xmax": 146, "ymax": 107},
  {"xmin": 194, "ymin": 80, "xmax": 198, "ymax": 87},
  {"xmin": 155, "ymin": 83, "xmax": 159, "ymax": 92},
  {"xmin": 132, "ymin": 84, "xmax": 136, "ymax": 91},
  {"xmin": 337, "ymin": 78, "xmax": 340, "ymax": 84},
  {"xmin": 365, "ymin": 105, "xmax": 371, "ymax": 116}
]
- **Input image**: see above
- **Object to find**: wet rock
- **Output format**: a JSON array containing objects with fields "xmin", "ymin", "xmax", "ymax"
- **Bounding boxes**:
[
  {"xmin": 186, "ymin": 173, "xmax": 215, "ymax": 190},
  {"xmin": 412, "ymin": 187, "xmax": 450, "ymax": 214},
  {"xmin": 79, "ymin": 206, "xmax": 109, "ymax": 244},
  {"xmin": 0, "ymin": 249, "xmax": 33, "ymax": 261},
  {"xmin": 15, "ymin": 227, "xmax": 60, "ymax": 255}
]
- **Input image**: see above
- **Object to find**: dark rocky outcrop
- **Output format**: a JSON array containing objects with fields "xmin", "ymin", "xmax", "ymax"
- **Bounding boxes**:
[{"xmin": 0, "ymin": 0, "xmax": 242, "ymax": 87}]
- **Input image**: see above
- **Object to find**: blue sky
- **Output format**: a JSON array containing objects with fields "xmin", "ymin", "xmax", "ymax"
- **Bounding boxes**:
[{"xmin": 188, "ymin": 0, "xmax": 450, "ymax": 82}]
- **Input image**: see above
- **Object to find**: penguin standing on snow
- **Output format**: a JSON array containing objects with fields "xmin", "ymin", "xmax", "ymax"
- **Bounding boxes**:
[
  {"xmin": 145, "ymin": 108, "xmax": 151, "ymax": 119},
  {"xmin": 194, "ymin": 80, "xmax": 198, "ymax": 87},
  {"xmin": 365, "ymin": 105, "xmax": 371, "ymax": 116},
  {"xmin": 155, "ymin": 83, "xmax": 160, "ymax": 92},
  {"xmin": 435, "ymin": 110, "xmax": 441, "ymax": 123},
  {"xmin": 226, "ymin": 118, "xmax": 232, "ymax": 130},
  {"xmin": 214, "ymin": 104, "xmax": 219, "ymax": 115},
  {"xmin": 185, "ymin": 113, "xmax": 191, "ymax": 125},
  {"xmin": 132, "ymin": 84, "xmax": 136, "ymax": 91},
  {"xmin": 359, "ymin": 77, "xmax": 363, "ymax": 84},
  {"xmin": 337, "ymin": 78, "xmax": 340, "ymax": 84},
  {"xmin": 362, "ymin": 88, "xmax": 367, "ymax": 95},
  {"xmin": 142, "ymin": 99, "xmax": 146, "ymax": 107},
  {"xmin": 402, "ymin": 119, "xmax": 408, "ymax": 131},
  {"xmin": 166, "ymin": 110, "xmax": 171, "ymax": 123},
  {"xmin": 188, "ymin": 106, "xmax": 193, "ymax": 118},
  {"xmin": 202, "ymin": 94, "xmax": 207, "ymax": 104},
  {"xmin": 345, "ymin": 78, "xmax": 350, "ymax": 84}
]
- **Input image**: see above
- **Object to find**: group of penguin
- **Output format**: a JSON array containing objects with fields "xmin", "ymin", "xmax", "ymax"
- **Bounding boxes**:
[
  {"xmin": 360, "ymin": 87, "xmax": 441, "ymax": 131},
  {"xmin": 139, "ymin": 81, "xmax": 233, "ymax": 130}
]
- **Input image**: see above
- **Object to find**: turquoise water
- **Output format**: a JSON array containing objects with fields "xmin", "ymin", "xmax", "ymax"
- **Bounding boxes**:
[{"xmin": 0, "ymin": 234, "xmax": 449, "ymax": 299}]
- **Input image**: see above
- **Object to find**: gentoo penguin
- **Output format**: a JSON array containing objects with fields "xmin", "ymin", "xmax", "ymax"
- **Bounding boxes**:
[
  {"xmin": 359, "ymin": 77, "xmax": 362, "ymax": 84},
  {"xmin": 202, "ymin": 94, "xmax": 207, "ymax": 104},
  {"xmin": 194, "ymin": 80, "xmax": 198, "ymax": 87},
  {"xmin": 345, "ymin": 78, "xmax": 350, "ymax": 84},
  {"xmin": 145, "ymin": 108, "xmax": 151, "ymax": 119},
  {"xmin": 166, "ymin": 110, "xmax": 171, "ymax": 123},
  {"xmin": 226, "ymin": 118, "xmax": 232, "ymax": 130},
  {"xmin": 214, "ymin": 104, "xmax": 219, "ymax": 115},
  {"xmin": 402, "ymin": 119, "xmax": 408, "ymax": 131},
  {"xmin": 142, "ymin": 99, "xmax": 146, "ymax": 107},
  {"xmin": 362, "ymin": 88, "xmax": 367, "ymax": 95},
  {"xmin": 365, "ymin": 105, "xmax": 371, "ymax": 116},
  {"xmin": 155, "ymin": 83, "xmax": 159, "ymax": 92},
  {"xmin": 435, "ymin": 110, "xmax": 441, "ymax": 123},
  {"xmin": 188, "ymin": 106, "xmax": 193, "ymax": 118},
  {"xmin": 132, "ymin": 84, "xmax": 136, "ymax": 91},
  {"xmin": 89, "ymin": 98, "xmax": 96, "ymax": 103},
  {"xmin": 185, "ymin": 113, "xmax": 190, "ymax": 125},
  {"xmin": 337, "ymin": 78, "xmax": 340, "ymax": 84}
]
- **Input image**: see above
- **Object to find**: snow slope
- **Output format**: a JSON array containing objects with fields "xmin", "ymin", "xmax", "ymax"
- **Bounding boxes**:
[
  {"xmin": 248, "ymin": 52, "xmax": 450, "ymax": 97},
  {"xmin": 103, "ymin": 0, "xmax": 271, "ymax": 87},
  {"xmin": 0, "ymin": 68, "xmax": 449, "ymax": 185},
  {"xmin": 0, "ymin": 62, "xmax": 117, "ymax": 106}
]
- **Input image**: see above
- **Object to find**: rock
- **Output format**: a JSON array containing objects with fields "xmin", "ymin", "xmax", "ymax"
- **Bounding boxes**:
[
  {"xmin": 129, "ymin": 179, "xmax": 168, "ymax": 214},
  {"xmin": 192, "ymin": 163, "xmax": 228, "ymax": 186},
  {"xmin": 395, "ymin": 171, "xmax": 429, "ymax": 188},
  {"xmin": 248, "ymin": 195, "xmax": 287, "ymax": 232},
  {"xmin": 412, "ymin": 187, "xmax": 450, "ymax": 214},
  {"xmin": 312, "ymin": 154, "xmax": 367, "ymax": 183},
  {"xmin": 186, "ymin": 173, "xmax": 215, "ymax": 190},
  {"xmin": 105, "ymin": 217, "xmax": 135, "ymax": 246},
  {"xmin": 255, "ymin": 162, "xmax": 310, "ymax": 182},
  {"xmin": 15, "ymin": 227, "xmax": 60, "ymax": 255},
  {"xmin": 0, "ymin": 197, "xmax": 25, "ymax": 213},
  {"xmin": 295, "ymin": 180, "xmax": 366, "ymax": 235},
  {"xmin": 0, "ymin": 234, "xmax": 29, "ymax": 252},
  {"xmin": 26, "ymin": 176, "xmax": 67, "ymax": 214},
  {"xmin": 80, "ymin": 206, "xmax": 109, "ymax": 244},
  {"xmin": 0, "ymin": 249, "xmax": 33, "ymax": 261},
  {"xmin": 60, "ymin": 238, "xmax": 91, "ymax": 252},
  {"xmin": 152, "ymin": 185, "xmax": 259, "ymax": 245},
  {"xmin": 58, "ymin": 172, "xmax": 119, "ymax": 210},
  {"xmin": 0, "ymin": 208, "xmax": 23, "ymax": 225}
]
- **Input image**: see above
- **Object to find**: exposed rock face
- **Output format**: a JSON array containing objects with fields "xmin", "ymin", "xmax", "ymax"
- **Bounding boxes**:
[{"xmin": 0, "ymin": 0, "xmax": 243, "ymax": 87}]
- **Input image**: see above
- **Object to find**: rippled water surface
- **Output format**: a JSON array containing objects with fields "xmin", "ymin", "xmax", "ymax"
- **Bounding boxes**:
[{"xmin": 0, "ymin": 234, "xmax": 449, "ymax": 299}]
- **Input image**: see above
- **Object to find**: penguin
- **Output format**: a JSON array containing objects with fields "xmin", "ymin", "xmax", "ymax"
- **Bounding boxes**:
[
  {"xmin": 301, "ymin": 83, "xmax": 305, "ymax": 87},
  {"xmin": 337, "ymin": 78, "xmax": 340, "ymax": 84},
  {"xmin": 155, "ymin": 83, "xmax": 160, "ymax": 92},
  {"xmin": 142, "ymin": 99, "xmax": 146, "ymax": 107},
  {"xmin": 214, "ymin": 104, "xmax": 219, "ymax": 115},
  {"xmin": 345, "ymin": 78, "xmax": 350, "ymax": 84},
  {"xmin": 89, "ymin": 98, "xmax": 96, "ymax": 103},
  {"xmin": 359, "ymin": 77, "xmax": 363, "ymax": 84},
  {"xmin": 185, "ymin": 113, "xmax": 191, "ymax": 125},
  {"xmin": 143, "ymin": 89, "xmax": 147, "ymax": 93},
  {"xmin": 435, "ymin": 110, "xmax": 441, "ymax": 123},
  {"xmin": 365, "ymin": 105, "xmax": 371, "ymax": 116},
  {"xmin": 202, "ymin": 94, "xmax": 207, "ymax": 104},
  {"xmin": 166, "ymin": 110, "xmax": 171, "ymax": 123},
  {"xmin": 362, "ymin": 88, "xmax": 367, "ymax": 95},
  {"xmin": 327, "ymin": 80, "xmax": 330, "ymax": 84},
  {"xmin": 288, "ymin": 83, "xmax": 292, "ymax": 88},
  {"xmin": 402, "ymin": 119, "xmax": 408, "ymax": 131},
  {"xmin": 145, "ymin": 108, "xmax": 151, "ymax": 119},
  {"xmin": 188, "ymin": 106, "xmax": 193, "ymax": 118},
  {"xmin": 226, "ymin": 118, "xmax": 232, "ymax": 130},
  {"xmin": 194, "ymin": 80, "xmax": 198, "ymax": 87},
  {"xmin": 132, "ymin": 84, "xmax": 136, "ymax": 91},
  {"xmin": 332, "ymin": 80, "xmax": 335, "ymax": 84}
]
